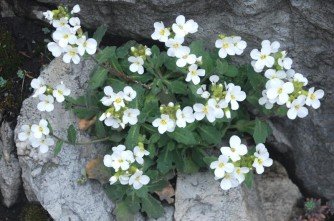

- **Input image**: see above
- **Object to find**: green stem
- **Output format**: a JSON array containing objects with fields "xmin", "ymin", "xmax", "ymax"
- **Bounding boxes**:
[{"xmin": 51, "ymin": 133, "xmax": 110, "ymax": 145}]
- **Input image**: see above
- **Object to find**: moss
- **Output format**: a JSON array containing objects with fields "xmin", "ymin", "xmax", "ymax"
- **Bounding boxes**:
[{"xmin": 20, "ymin": 203, "xmax": 50, "ymax": 221}]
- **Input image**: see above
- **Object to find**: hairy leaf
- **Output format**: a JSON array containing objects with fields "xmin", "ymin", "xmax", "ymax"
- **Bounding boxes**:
[
  {"xmin": 67, "ymin": 125, "xmax": 77, "ymax": 144},
  {"xmin": 141, "ymin": 195, "xmax": 164, "ymax": 219}
]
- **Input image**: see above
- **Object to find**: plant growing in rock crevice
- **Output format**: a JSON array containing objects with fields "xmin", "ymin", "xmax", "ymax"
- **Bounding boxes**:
[{"xmin": 15, "ymin": 4, "xmax": 325, "ymax": 219}]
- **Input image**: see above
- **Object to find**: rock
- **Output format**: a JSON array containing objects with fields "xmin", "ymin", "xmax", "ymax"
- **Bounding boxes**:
[
  {"xmin": 7, "ymin": 0, "xmax": 334, "ymax": 198},
  {"xmin": 174, "ymin": 161, "xmax": 302, "ymax": 221},
  {"xmin": 15, "ymin": 58, "xmax": 115, "ymax": 221},
  {"xmin": 0, "ymin": 121, "xmax": 22, "ymax": 207}
]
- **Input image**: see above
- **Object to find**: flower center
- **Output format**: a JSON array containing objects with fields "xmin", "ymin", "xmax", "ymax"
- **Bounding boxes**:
[
  {"xmin": 278, "ymin": 88, "xmax": 283, "ymax": 94},
  {"xmin": 295, "ymin": 104, "xmax": 300, "ymax": 110},
  {"xmin": 218, "ymin": 162, "xmax": 225, "ymax": 168},
  {"xmin": 191, "ymin": 70, "xmax": 197, "ymax": 76},
  {"xmin": 115, "ymin": 98, "xmax": 122, "ymax": 103},
  {"xmin": 69, "ymin": 51, "xmax": 76, "ymax": 56},
  {"xmin": 310, "ymin": 94, "xmax": 316, "ymax": 100},
  {"xmin": 231, "ymin": 147, "xmax": 236, "ymax": 152},
  {"xmin": 159, "ymin": 29, "xmax": 165, "ymax": 35},
  {"xmin": 260, "ymin": 54, "xmax": 267, "ymax": 60},
  {"xmin": 223, "ymin": 43, "xmax": 229, "ymax": 49},
  {"xmin": 161, "ymin": 119, "xmax": 167, "ymax": 125}
]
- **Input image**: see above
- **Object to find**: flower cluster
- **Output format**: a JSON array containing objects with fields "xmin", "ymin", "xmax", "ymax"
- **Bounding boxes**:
[
  {"xmin": 195, "ymin": 75, "xmax": 246, "ymax": 121},
  {"xmin": 215, "ymin": 34, "xmax": 247, "ymax": 59},
  {"xmin": 103, "ymin": 144, "xmax": 150, "ymax": 189},
  {"xmin": 251, "ymin": 40, "xmax": 324, "ymax": 120},
  {"xmin": 99, "ymin": 85, "xmax": 140, "ymax": 129},
  {"xmin": 151, "ymin": 15, "xmax": 205, "ymax": 84},
  {"xmin": 31, "ymin": 77, "xmax": 71, "ymax": 112},
  {"xmin": 210, "ymin": 135, "xmax": 273, "ymax": 190},
  {"xmin": 43, "ymin": 5, "xmax": 97, "ymax": 64},
  {"xmin": 128, "ymin": 44, "xmax": 152, "ymax": 75},
  {"xmin": 18, "ymin": 119, "xmax": 55, "ymax": 154}
]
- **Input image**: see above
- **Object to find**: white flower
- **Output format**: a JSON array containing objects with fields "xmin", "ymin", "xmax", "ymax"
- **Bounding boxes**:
[
  {"xmin": 104, "ymin": 116, "xmax": 121, "ymax": 128},
  {"xmin": 101, "ymin": 86, "xmax": 115, "ymax": 106},
  {"xmin": 186, "ymin": 64, "xmax": 205, "ymax": 85},
  {"xmin": 63, "ymin": 46, "xmax": 80, "ymax": 64},
  {"xmin": 207, "ymin": 98, "xmax": 227, "ymax": 119},
  {"xmin": 172, "ymin": 15, "xmax": 198, "ymax": 37},
  {"xmin": 225, "ymin": 83, "xmax": 246, "ymax": 110},
  {"xmin": 220, "ymin": 135, "xmax": 248, "ymax": 162},
  {"xmin": 151, "ymin": 22, "xmax": 170, "ymax": 42},
  {"xmin": 123, "ymin": 86, "xmax": 137, "ymax": 101},
  {"xmin": 254, "ymin": 143, "xmax": 269, "ymax": 158},
  {"xmin": 37, "ymin": 94, "xmax": 55, "ymax": 112},
  {"xmin": 113, "ymin": 92, "xmax": 125, "ymax": 111},
  {"xmin": 175, "ymin": 46, "xmax": 196, "ymax": 68},
  {"xmin": 210, "ymin": 155, "xmax": 234, "ymax": 178},
  {"xmin": 110, "ymin": 150, "xmax": 135, "ymax": 172},
  {"xmin": 52, "ymin": 83, "xmax": 71, "ymax": 103},
  {"xmin": 220, "ymin": 173, "xmax": 239, "ymax": 190},
  {"xmin": 31, "ymin": 135, "xmax": 54, "ymax": 153},
  {"xmin": 52, "ymin": 27, "xmax": 76, "ymax": 47},
  {"xmin": 129, "ymin": 170, "xmax": 150, "ymax": 190},
  {"xmin": 119, "ymin": 173, "xmax": 131, "ymax": 185},
  {"xmin": 69, "ymin": 17, "xmax": 80, "ymax": 27},
  {"xmin": 52, "ymin": 17, "xmax": 69, "ymax": 29},
  {"xmin": 103, "ymin": 154, "xmax": 114, "ymax": 167},
  {"xmin": 196, "ymin": 85, "xmax": 210, "ymax": 99},
  {"xmin": 145, "ymin": 48, "xmax": 152, "ymax": 56},
  {"xmin": 122, "ymin": 109, "xmax": 140, "ymax": 125},
  {"xmin": 76, "ymin": 36, "xmax": 97, "ymax": 56},
  {"xmin": 305, "ymin": 87, "xmax": 324, "ymax": 109},
  {"xmin": 152, "ymin": 114, "xmax": 176, "ymax": 134},
  {"xmin": 18, "ymin": 125, "xmax": 34, "ymax": 142},
  {"xmin": 43, "ymin": 10, "xmax": 53, "ymax": 21},
  {"xmin": 250, "ymin": 41, "xmax": 275, "ymax": 71},
  {"xmin": 128, "ymin": 56, "xmax": 144, "ymax": 74},
  {"xmin": 71, "ymin": 4, "xmax": 81, "ymax": 14},
  {"xmin": 112, "ymin": 144, "xmax": 126, "ymax": 153},
  {"xmin": 165, "ymin": 37, "xmax": 184, "ymax": 57},
  {"xmin": 278, "ymin": 51, "xmax": 293, "ymax": 70},
  {"xmin": 231, "ymin": 36, "xmax": 247, "ymax": 55},
  {"xmin": 193, "ymin": 103, "xmax": 216, "ymax": 122},
  {"xmin": 176, "ymin": 106, "xmax": 195, "ymax": 128},
  {"xmin": 286, "ymin": 69, "xmax": 296, "ymax": 80},
  {"xmin": 287, "ymin": 95, "xmax": 309, "ymax": 120},
  {"xmin": 109, "ymin": 175, "xmax": 118, "ymax": 185},
  {"xmin": 31, "ymin": 119, "xmax": 50, "ymax": 139},
  {"xmin": 262, "ymin": 40, "xmax": 280, "ymax": 53},
  {"xmin": 47, "ymin": 42, "xmax": 63, "ymax": 57},
  {"xmin": 209, "ymin": 75, "xmax": 219, "ymax": 84},
  {"xmin": 266, "ymin": 79, "xmax": 294, "ymax": 105},
  {"xmin": 253, "ymin": 154, "xmax": 273, "ymax": 174},
  {"xmin": 293, "ymin": 73, "xmax": 308, "ymax": 86},
  {"xmin": 258, "ymin": 90, "xmax": 274, "ymax": 109},
  {"xmin": 215, "ymin": 37, "xmax": 233, "ymax": 58},
  {"xmin": 233, "ymin": 167, "xmax": 250, "ymax": 183},
  {"xmin": 31, "ymin": 77, "xmax": 46, "ymax": 97},
  {"xmin": 264, "ymin": 69, "xmax": 287, "ymax": 80},
  {"xmin": 133, "ymin": 146, "xmax": 150, "ymax": 164}
]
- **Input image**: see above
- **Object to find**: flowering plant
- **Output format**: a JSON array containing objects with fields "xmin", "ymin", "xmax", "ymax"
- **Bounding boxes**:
[{"xmin": 17, "ymin": 4, "xmax": 324, "ymax": 219}]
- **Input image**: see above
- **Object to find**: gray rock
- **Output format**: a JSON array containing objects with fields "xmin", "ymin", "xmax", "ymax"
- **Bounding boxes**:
[
  {"xmin": 15, "ymin": 58, "xmax": 115, "ymax": 221},
  {"xmin": 174, "ymin": 161, "xmax": 301, "ymax": 221},
  {"xmin": 0, "ymin": 121, "xmax": 22, "ymax": 207},
  {"xmin": 7, "ymin": 0, "xmax": 333, "ymax": 198}
]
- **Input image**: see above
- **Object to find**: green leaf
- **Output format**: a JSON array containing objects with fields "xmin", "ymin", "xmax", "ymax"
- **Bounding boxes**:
[
  {"xmin": 95, "ymin": 120, "xmax": 106, "ymax": 138},
  {"xmin": 247, "ymin": 67, "xmax": 266, "ymax": 91},
  {"xmin": 216, "ymin": 59, "xmax": 228, "ymax": 76},
  {"xmin": 73, "ymin": 108, "xmax": 97, "ymax": 119},
  {"xmin": 104, "ymin": 184, "xmax": 127, "ymax": 201},
  {"xmin": 67, "ymin": 125, "xmax": 77, "ymax": 144},
  {"xmin": 235, "ymin": 119, "xmax": 255, "ymax": 135},
  {"xmin": 125, "ymin": 125, "xmax": 140, "ymax": 149},
  {"xmin": 166, "ymin": 80, "xmax": 188, "ymax": 95},
  {"xmin": 54, "ymin": 140, "xmax": 64, "ymax": 156},
  {"xmin": 146, "ymin": 179, "xmax": 168, "ymax": 192},
  {"xmin": 115, "ymin": 201, "xmax": 135, "ymax": 221},
  {"xmin": 116, "ymin": 40, "xmax": 136, "ymax": 58},
  {"xmin": 141, "ymin": 195, "xmax": 164, "ymax": 219},
  {"xmin": 226, "ymin": 65, "xmax": 238, "ymax": 77},
  {"xmin": 93, "ymin": 24, "xmax": 108, "ymax": 45},
  {"xmin": 46, "ymin": 120, "xmax": 53, "ymax": 134},
  {"xmin": 168, "ymin": 127, "xmax": 198, "ymax": 145},
  {"xmin": 183, "ymin": 158, "xmax": 199, "ymax": 173},
  {"xmin": 157, "ymin": 148, "xmax": 173, "ymax": 174},
  {"xmin": 96, "ymin": 46, "xmax": 116, "ymax": 63},
  {"xmin": 89, "ymin": 67, "xmax": 108, "ymax": 89},
  {"xmin": 197, "ymin": 125, "xmax": 221, "ymax": 145},
  {"xmin": 244, "ymin": 172, "xmax": 254, "ymax": 189},
  {"xmin": 253, "ymin": 118, "xmax": 271, "ymax": 144},
  {"xmin": 124, "ymin": 195, "xmax": 141, "ymax": 214}
]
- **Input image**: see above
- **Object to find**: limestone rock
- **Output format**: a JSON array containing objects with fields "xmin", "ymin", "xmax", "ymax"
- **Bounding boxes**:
[
  {"xmin": 174, "ymin": 161, "xmax": 302, "ymax": 221},
  {"xmin": 0, "ymin": 121, "xmax": 22, "ymax": 207},
  {"xmin": 15, "ymin": 58, "xmax": 115, "ymax": 221}
]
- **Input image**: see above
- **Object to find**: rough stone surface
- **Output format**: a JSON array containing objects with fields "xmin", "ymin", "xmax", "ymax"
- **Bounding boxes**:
[
  {"xmin": 0, "ymin": 121, "xmax": 22, "ymax": 207},
  {"xmin": 15, "ymin": 58, "xmax": 115, "ymax": 221},
  {"xmin": 6, "ymin": 0, "xmax": 334, "ymax": 199},
  {"xmin": 174, "ymin": 161, "xmax": 302, "ymax": 221}
]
